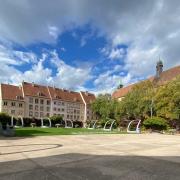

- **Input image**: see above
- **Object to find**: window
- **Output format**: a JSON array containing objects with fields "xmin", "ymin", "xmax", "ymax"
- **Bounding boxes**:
[
  {"xmin": 29, "ymin": 111, "xmax": 33, "ymax": 117},
  {"xmin": 54, "ymin": 101, "xmax": 57, "ymax": 105},
  {"xmin": 40, "ymin": 106, "xmax": 44, "ymax": 111},
  {"xmin": 46, "ymin": 113, "xmax": 50, "ymax": 117},
  {"xmin": 11, "ymin": 102, "xmax": 15, "ymax": 106},
  {"xmin": 11, "ymin": 110, "xmax": 15, "ymax": 114},
  {"xmin": 62, "ymin": 102, "xmax": 64, "ymax": 106},
  {"xmin": 35, "ymin": 105, "xmax": 38, "ymax": 111},
  {"xmin": 29, "ymin": 97, "xmax": 33, "ymax": 103},
  {"xmin": 74, "ymin": 109, "xmax": 76, "ymax": 113},
  {"xmin": 29, "ymin": 104, "xmax": 33, "ymax": 110},
  {"xmin": 3, "ymin": 101, "xmax": 8, "ymax": 106},
  {"xmin": 35, "ymin": 99, "xmax": 39, "ymax": 104},
  {"xmin": 62, "ymin": 108, "xmax": 64, "ymax": 112},
  {"xmin": 47, "ymin": 107, "xmax": 50, "ymax": 112},
  {"xmin": 47, "ymin": 100, "xmax": 50, "ymax": 105},
  {"xmin": 18, "ymin": 111, "xmax": 23, "ymax": 115},
  {"xmin": 35, "ymin": 112, "xmax": 39, "ymax": 117},
  {"xmin": 19, "ymin": 103, "xmax": 23, "ymax": 107},
  {"xmin": 53, "ymin": 107, "xmax": 56, "ymax": 111},
  {"xmin": 58, "ymin": 108, "xmax": 60, "ymax": 112},
  {"xmin": 40, "ymin": 99, "xmax": 44, "ymax": 104},
  {"xmin": 40, "ymin": 112, "xmax": 44, "ymax": 117}
]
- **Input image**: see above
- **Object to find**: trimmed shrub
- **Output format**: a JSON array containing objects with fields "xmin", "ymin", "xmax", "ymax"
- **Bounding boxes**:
[
  {"xmin": 0, "ymin": 112, "xmax": 11, "ymax": 130},
  {"xmin": 50, "ymin": 115, "xmax": 64, "ymax": 127},
  {"xmin": 143, "ymin": 117, "xmax": 168, "ymax": 131}
]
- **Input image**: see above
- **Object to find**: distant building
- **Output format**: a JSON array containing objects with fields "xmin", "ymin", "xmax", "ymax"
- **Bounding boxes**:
[
  {"xmin": 112, "ymin": 62, "xmax": 180, "ymax": 100},
  {"xmin": 0, "ymin": 81, "xmax": 95, "ymax": 126}
]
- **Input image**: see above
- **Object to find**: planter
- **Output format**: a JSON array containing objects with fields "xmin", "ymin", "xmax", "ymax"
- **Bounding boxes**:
[{"xmin": 2, "ymin": 126, "xmax": 15, "ymax": 137}]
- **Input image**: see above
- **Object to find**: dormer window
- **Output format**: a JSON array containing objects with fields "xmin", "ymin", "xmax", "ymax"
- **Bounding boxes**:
[
  {"xmin": 54, "ymin": 94, "xmax": 61, "ymax": 99},
  {"xmin": 16, "ymin": 95, "xmax": 23, "ymax": 100},
  {"xmin": 37, "ymin": 92, "xmax": 44, "ymax": 96},
  {"xmin": 85, "ymin": 91, "xmax": 89, "ymax": 96}
]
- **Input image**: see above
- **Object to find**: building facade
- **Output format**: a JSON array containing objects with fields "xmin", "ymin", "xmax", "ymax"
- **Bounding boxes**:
[
  {"xmin": 0, "ymin": 82, "xmax": 96, "ymax": 126},
  {"xmin": 112, "ymin": 62, "xmax": 180, "ymax": 100}
]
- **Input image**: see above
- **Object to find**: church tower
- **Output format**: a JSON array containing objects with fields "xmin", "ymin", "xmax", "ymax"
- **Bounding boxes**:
[{"xmin": 156, "ymin": 60, "xmax": 163, "ymax": 78}]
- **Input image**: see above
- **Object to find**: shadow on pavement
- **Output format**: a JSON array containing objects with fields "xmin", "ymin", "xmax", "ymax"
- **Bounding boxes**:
[
  {"xmin": 0, "ymin": 153, "xmax": 180, "ymax": 180},
  {"xmin": 0, "ymin": 144, "xmax": 62, "ymax": 155}
]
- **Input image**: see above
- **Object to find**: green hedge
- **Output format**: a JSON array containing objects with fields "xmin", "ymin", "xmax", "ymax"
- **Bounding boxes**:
[
  {"xmin": 50, "ymin": 115, "xmax": 64, "ymax": 126},
  {"xmin": 143, "ymin": 117, "xmax": 168, "ymax": 131},
  {"xmin": 0, "ymin": 112, "xmax": 11, "ymax": 129}
]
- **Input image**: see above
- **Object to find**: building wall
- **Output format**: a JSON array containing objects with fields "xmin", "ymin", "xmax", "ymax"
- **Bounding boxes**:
[
  {"xmin": 0, "ymin": 83, "xmax": 95, "ymax": 125},
  {"xmin": 51, "ymin": 99, "xmax": 85, "ymax": 121},
  {"xmin": 24, "ymin": 96, "xmax": 51, "ymax": 118},
  {"xmin": 0, "ymin": 100, "xmax": 25, "ymax": 117}
]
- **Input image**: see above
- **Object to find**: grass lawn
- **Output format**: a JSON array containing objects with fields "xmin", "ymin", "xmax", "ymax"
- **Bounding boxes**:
[{"xmin": 15, "ymin": 127, "xmax": 125, "ymax": 136}]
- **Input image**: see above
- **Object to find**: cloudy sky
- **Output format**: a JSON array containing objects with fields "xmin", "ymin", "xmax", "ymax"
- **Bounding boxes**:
[{"xmin": 0, "ymin": 0, "xmax": 179, "ymax": 94}]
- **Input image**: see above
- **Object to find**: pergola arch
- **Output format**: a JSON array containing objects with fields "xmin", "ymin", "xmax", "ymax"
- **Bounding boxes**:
[
  {"xmin": 41, "ymin": 118, "xmax": 51, "ymax": 128},
  {"xmin": 127, "ymin": 119, "xmax": 141, "ymax": 134},
  {"xmin": 64, "ymin": 119, "xmax": 73, "ymax": 128},
  {"xmin": 103, "ymin": 119, "xmax": 116, "ymax": 131},
  {"xmin": 11, "ymin": 116, "xmax": 24, "ymax": 128},
  {"xmin": 88, "ymin": 120, "xmax": 98, "ymax": 129}
]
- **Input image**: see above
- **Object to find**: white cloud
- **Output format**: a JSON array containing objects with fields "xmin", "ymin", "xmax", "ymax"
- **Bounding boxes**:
[
  {"xmin": 100, "ymin": 46, "xmax": 126, "ymax": 60},
  {"xmin": 0, "ymin": 45, "xmax": 92, "ymax": 89},
  {"xmin": 48, "ymin": 26, "xmax": 59, "ymax": 39},
  {"xmin": 50, "ymin": 50, "xmax": 92, "ymax": 89},
  {"xmin": 0, "ymin": 0, "xmax": 180, "ymax": 93}
]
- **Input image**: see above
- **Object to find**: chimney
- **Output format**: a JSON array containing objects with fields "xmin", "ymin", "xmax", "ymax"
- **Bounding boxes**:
[{"xmin": 156, "ymin": 60, "xmax": 163, "ymax": 78}]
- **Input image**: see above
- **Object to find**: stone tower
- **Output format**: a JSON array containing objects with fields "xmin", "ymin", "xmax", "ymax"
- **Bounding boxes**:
[{"xmin": 156, "ymin": 60, "xmax": 163, "ymax": 78}]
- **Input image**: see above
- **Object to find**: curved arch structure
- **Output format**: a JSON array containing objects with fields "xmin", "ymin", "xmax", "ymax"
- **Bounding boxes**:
[
  {"xmin": 11, "ymin": 116, "xmax": 24, "ymax": 128},
  {"xmin": 41, "ymin": 118, "xmax": 51, "ymax": 128},
  {"xmin": 127, "ymin": 119, "xmax": 141, "ymax": 134},
  {"xmin": 103, "ymin": 119, "xmax": 116, "ymax": 131},
  {"xmin": 64, "ymin": 119, "xmax": 73, "ymax": 128},
  {"xmin": 88, "ymin": 120, "xmax": 98, "ymax": 129}
]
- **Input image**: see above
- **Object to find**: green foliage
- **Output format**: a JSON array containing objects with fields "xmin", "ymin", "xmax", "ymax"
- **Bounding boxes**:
[
  {"xmin": 91, "ymin": 94, "xmax": 119, "ymax": 120},
  {"xmin": 155, "ymin": 76, "xmax": 180, "ymax": 120},
  {"xmin": 118, "ymin": 80, "xmax": 154, "ymax": 118},
  {"xmin": 50, "ymin": 115, "xmax": 63, "ymax": 126},
  {"xmin": 143, "ymin": 117, "xmax": 168, "ymax": 131},
  {"xmin": 0, "ymin": 112, "xmax": 11, "ymax": 125}
]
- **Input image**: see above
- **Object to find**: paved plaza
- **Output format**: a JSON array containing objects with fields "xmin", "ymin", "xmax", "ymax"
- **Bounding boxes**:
[{"xmin": 0, "ymin": 134, "xmax": 180, "ymax": 180}]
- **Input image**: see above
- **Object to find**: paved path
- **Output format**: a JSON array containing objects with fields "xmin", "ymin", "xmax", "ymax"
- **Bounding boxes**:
[{"xmin": 0, "ymin": 134, "xmax": 180, "ymax": 179}]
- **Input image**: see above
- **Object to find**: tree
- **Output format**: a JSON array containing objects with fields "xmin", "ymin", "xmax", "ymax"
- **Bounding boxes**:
[
  {"xmin": 91, "ymin": 93, "xmax": 118, "ymax": 119},
  {"xmin": 154, "ymin": 76, "xmax": 180, "ymax": 120},
  {"xmin": 119, "ymin": 80, "xmax": 154, "ymax": 119}
]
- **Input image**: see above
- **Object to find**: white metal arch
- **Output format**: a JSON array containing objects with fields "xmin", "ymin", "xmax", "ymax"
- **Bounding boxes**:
[
  {"xmin": 127, "ymin": 119, "xmax": 141, "ymax": 134},
  {"xmin": 64, "ymin": 119, "xmax": 73, "ymax": 128},
  {"xmin": 11, "ymin": 116, "xmax": 24, "ymax": 128},
  {"xmin": 41, "ymin": 118, "xmax": 51, "ymax": 128},
  {"xmin": 104, "ymin": 119, "xmax": 116, "ymax": 131},
  {"xmin": 88, "ymin": 120, "xmax": 98, "ymax": 129}
]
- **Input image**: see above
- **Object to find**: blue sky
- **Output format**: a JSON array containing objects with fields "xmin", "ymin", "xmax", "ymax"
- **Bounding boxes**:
[{"xmin": 0, "ymin": 0, "xmax": 180, "ymax": 94}]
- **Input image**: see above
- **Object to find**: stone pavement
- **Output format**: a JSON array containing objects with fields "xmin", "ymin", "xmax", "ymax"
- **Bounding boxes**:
[{"xmin": 0, "ymin": 134, "xmax": 180, "ymax": 179}]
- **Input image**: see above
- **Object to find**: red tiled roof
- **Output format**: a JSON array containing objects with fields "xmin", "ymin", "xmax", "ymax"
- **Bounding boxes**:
[
  {"xmin": 22, "ymin": 82, "xmax": 50, "ymax": 99},
  {"xmin": 48, "ymin": 87, "xmax": 83, "ymax": 103},
  {"xmin": 112, "ymin": 84, "xmax": 134, "ymax": 99},
  {"xmin": 1, "ymin": 84, "xmax": 24, "ymax": 101},
  {"xmin": 80, "ymin": 91, "xmax": 96, "ymax": 104},
  {"xmin": 112, "ymin": 65, "xmax": 180, "ymax": 99}
]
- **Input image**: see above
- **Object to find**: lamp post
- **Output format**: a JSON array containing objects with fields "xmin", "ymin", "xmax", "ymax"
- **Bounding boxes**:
[{"xmin": 150, "ymin": 99, "xmax": 154, "ymax": 118}]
